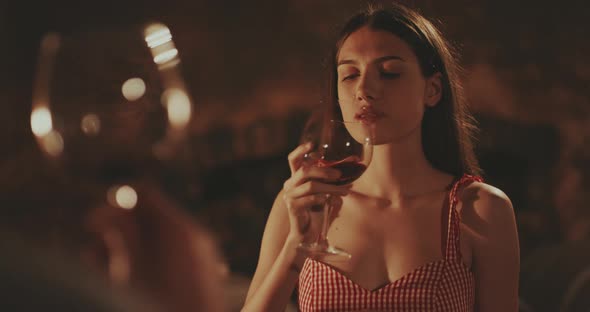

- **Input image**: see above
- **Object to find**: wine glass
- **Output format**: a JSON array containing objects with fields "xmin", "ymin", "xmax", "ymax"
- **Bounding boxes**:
[
  {"xmin": 297, "ymin": 115, "xmax": 373, "ymax": 260},
  {"xmin": 30, "ymin": 22, "xmax": 194, "ymax": 210}
]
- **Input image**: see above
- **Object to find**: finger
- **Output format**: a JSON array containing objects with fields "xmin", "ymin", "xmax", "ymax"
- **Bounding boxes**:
[
  {"xmin": 287, "ymin": 142, "xmax": 313, "ymax": 175},
  {"xmin": 283, "ymin": 178, "xmax": 293, "ymax": 191},
  {"xmin": 287, "ymin": 181, "xmax": 350, "ymax": 199},
  {"xmin": 284, "ymin": 164, "xmax": 338, "ymax": 191},
  {"xmin": 283, "ymin": 195, "xmax": 318, "ymax": 234},
  {"xmin": 289, "ymin": 166, "xmax": 341, "ymax": 188},
  {"xmin": 283, "ymin": 193, "xmax": 329, "ymax": 213}
]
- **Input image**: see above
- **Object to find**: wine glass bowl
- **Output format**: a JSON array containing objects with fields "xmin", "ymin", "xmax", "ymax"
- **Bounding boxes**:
[
  {"xmin": 303, "ymin": 120, "xmax": 372, "ymax": 185},
  {"xmin": 30, "ymin": 23, "xmax": 194, "ymax": 209},
  {"xmin": 298, "ymin": 118, "xmax": 373, "ymax": 259}
]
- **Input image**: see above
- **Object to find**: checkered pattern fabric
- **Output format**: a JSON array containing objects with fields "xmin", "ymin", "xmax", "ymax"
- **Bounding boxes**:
[{"xmin": 298, "ymin": 174, "xmax": 482, "ymax": 311}]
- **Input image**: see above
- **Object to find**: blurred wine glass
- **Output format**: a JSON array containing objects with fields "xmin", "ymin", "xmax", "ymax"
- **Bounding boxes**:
[
  {"xmin": 28, "ymin": 24, "xmax": 227, "ymax": 312},
  {"xmin": 30, "ymin": 23, "xmax": 193, "ymax": 207}
]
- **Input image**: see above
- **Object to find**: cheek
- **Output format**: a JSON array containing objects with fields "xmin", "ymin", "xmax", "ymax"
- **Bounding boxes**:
[
  {"xmin": 338, "ymin": 102, "xmax": 356, "ymax": 120},
  {"xmin": 337, "ymin": 86, "xmax": 357, "ymax": 119},
  {"xmin": 337, "ymin": 84, "xmax": 354, "ymax": 101},
  {"xmin": 384, "ymin": 80, "xmax": 425, "ymax": 113}
]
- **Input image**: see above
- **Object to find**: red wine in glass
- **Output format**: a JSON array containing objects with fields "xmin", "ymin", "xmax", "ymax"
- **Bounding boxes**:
[
  {"xmin": 298, "ymin": 119, "xmax": 373, "ymax": 260},
  {"xmin": 316, "ymin": 157, "xmax": 367, "ymax": 186}
]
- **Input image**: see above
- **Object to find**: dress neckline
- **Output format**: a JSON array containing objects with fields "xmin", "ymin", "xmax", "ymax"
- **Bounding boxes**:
[{"xmin": 302, "ymin": 174, "xmax": 480, "ymax": 292}]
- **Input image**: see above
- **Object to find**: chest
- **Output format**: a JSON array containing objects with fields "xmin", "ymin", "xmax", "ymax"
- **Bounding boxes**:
[{"xmin": 322, "ymin": 192, "xmax": 465, "ymax": 290}]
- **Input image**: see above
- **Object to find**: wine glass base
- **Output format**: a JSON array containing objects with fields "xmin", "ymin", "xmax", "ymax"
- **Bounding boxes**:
[{"xmin": 297, "ymin": 242, "xmax": 352, "ymax": 261}]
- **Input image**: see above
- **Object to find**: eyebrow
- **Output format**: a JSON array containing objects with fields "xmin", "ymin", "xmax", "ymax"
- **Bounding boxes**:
[{"xmin": 337, "ymin": 55, "xmax": 406, "ymax": 66}]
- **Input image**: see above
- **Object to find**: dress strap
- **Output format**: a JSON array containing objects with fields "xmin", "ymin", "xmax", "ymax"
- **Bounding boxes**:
[{"xmin": 444, "ymin": 174, "xmax": 484, "ymax": 262}]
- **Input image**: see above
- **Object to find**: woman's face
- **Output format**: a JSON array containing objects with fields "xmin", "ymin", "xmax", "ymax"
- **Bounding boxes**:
[{"xmin": 336, "ymin": 26, "xmax": 440, "ymax": 145}]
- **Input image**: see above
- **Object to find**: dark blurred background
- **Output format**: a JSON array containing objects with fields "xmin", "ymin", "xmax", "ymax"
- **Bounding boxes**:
[{"xmin": 1, "ymin": 0, "xmax": 589, "ymax": 311}]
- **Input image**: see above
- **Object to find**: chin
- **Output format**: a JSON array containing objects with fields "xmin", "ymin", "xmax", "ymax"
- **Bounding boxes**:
[{"xmin": 370, "ymin": 132, "xmax": 396, "ymax": 145}]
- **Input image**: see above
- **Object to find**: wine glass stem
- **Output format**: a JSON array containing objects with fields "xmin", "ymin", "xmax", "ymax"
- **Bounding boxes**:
[{"xmin": 318, "ymin": 194, "xmax": 332, "ymax": 247}]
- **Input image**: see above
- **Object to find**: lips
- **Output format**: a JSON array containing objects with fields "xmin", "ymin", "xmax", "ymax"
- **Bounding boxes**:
[{"xmin": 354, "ymin": 107, "xmax": 385, "ymax": 123}]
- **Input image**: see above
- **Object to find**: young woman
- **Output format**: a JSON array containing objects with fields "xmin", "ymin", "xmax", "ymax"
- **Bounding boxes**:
[{"xmin": 243, "ymin": 3, "xmax": 519, "ymax": 311}]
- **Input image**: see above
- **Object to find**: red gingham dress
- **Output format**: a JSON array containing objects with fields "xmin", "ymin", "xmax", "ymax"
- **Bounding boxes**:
[{"xmin": 298, "ymin": 174, "xmax": 483, "ymax": 311}]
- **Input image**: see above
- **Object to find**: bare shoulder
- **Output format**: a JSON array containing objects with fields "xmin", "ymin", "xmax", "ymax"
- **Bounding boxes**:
[
  {"xmin": 457, "ymin": 182, "xmax": 520, "ymax": 310},
  {"xmin": 458, "ymin": 181, "xmax": 516, "ymax": 232}
]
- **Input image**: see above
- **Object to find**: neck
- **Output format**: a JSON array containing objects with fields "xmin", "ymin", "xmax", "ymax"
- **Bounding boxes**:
[{"xmin": 355, "ymin": 129, "xmax": 453, "ymax": 203}]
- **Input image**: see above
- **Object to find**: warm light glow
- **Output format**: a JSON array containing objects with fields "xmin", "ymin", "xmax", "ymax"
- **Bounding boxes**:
[
  {"xmin": 143, "ymin": 23, "xmax": 179, "ymax": 67},
  {"xmin": 31, "ymin": 107, "xmax": 53, "ymax": 137},
  {"xmin": 115, "ymin": 185, "xmax": 137, "ymax": 210},
  {"xmin": 102, "ymin": 230, "xmax": 130, "ymax": 284},
  {"xmin": 163, "ymin": 88, "xmax": 192, "ymax": 128},
  {"xmin": 146, "ymin": 33, "xmax": 172, "ymax": 48},
  {"xmin": 346, "ymin": 142, "xmax": 351, "ymax": 147},
  {"xmin": 41, "ymin": 33, "xmax": 61, "ymax": 53},
  {"xmin": 153, "ymin": 49, "xmax": 178, "ymax": 65},
  {"xmin": 323, "ymin": 144, "xmax": 329, "ymax": 149},
  {"xmin": 121, "ymin": 78, "xmax": 146, "ymax": 101},
  {"xmin": 81, "ymin": 113, "xmax": 101, "ymax": 136},
  {"xmin": 144, "ymin": 24, "xmax": 172, "ymax": 47},
  {"xmin": 40, "ymin": 130, "xmax": 64, "ymax": 157}
]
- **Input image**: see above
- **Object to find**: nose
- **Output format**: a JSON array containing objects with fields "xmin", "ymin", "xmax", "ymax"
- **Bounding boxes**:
[
  {"xmin": 355, "ymin": 73, "xmax": 380, "ymax": 103},
  {"xmin": 356, "ymin": 88, "xmax": 374, "ymax": 102}
]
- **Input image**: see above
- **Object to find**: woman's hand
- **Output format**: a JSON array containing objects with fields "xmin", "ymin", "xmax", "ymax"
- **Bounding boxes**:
[{"xmin": 281, "ymin": 142, "xmax": 350, "ymax": 244}]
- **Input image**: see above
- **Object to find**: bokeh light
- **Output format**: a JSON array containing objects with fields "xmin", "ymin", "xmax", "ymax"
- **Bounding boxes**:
[{"xmin": 121, "ymin": 78, "xmax": 146, "ymax": 101}]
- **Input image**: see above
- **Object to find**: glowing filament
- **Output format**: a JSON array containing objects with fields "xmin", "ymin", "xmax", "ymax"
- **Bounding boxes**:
[
  {"xmin": 144, "ymin": 25, "xmax": 172, "ymax": 48},
  {"xmin": 153, "ymin": 49, "xmax": 178, "ymax": 65}
]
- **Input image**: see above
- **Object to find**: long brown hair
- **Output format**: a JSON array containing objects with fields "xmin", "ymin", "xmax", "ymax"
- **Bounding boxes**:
[{"xmin": 327, "ymin": 3, "xmax": 481, "ymax": 177}]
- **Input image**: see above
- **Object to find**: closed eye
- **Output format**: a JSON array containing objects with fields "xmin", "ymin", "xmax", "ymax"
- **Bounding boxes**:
[{"xmin": 341, "ymin": 73, "xmax": 359, "ymax": 81}]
